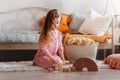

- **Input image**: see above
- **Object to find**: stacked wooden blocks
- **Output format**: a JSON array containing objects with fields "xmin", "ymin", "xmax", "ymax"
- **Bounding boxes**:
[{"xmin": 48, "ymin": 63, "xmax": 76, "ymax": 72}]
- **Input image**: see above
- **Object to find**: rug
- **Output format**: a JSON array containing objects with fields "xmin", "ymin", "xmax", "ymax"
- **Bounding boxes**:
[
  {"xmin": 0, "ymin": 61, "xmax": 45, "ymax": 72},
  {"xmin": 95, "ymin": 60, "xmax": 110, "ymax": 69},
  {"xmin": 0, "ymin": 60, "xmax": 110, "ymax": 72}
]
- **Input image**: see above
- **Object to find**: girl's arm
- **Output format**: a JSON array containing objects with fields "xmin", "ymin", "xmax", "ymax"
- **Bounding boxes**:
[
  {"xmin": 57, "ymin": 33, "xmax": 69, "ymax": 64},
  {"xmin": 57, "ymin": 39, "xmax": 69, "ymax": 64},
  {"xmin": 58, "ymin": 48, "xmax": 65, "ymax": 61},
  {"xmin": 57, "ymin": 34, "xmax": 65, "ymax": 61},
  {"xmin": 58, "ymin": 46, "xmax": 69, "ymax": 64}
]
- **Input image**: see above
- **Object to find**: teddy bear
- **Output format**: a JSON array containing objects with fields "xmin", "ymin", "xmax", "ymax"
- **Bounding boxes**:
[
  {"xmin": 79, "ymin": 37, "xmax": 95, "ymax": 45},
  {"xmin": 67, "ymin": 36, "xmax": 82, "ymax": 45},
  {"xmin": 64, "ymin": 33, "xmax": 95, "ymax": 46},
  {"xmin": 63, "ymin": 32, "xmax": 111, "ymax": 45},
  {"xmin": 40, "ymin": 15, "xmax": 72, "ymax": 33}
]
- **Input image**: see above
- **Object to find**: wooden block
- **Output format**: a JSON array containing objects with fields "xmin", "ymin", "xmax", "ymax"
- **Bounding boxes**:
[
  {"xmin": 55, "ymin": 63, "xmax": 59, "ymax": 67},
  {"xmin": 68, "ymin": 68, "xmax": 71, "ymax": 72},
  {"xmin": 55, "ymin": 67, "xmax": 59, "ymax": 71},
  {"xmin": 55, "ymin": 63, "xmax": 63, "ymax": 71},
  {"xmin": 48, "ymin": 68, "xmax": 54, "ymax": 72},
  {"xmin": 63, "ymin": 68, "xmax": 68, "ymax": 72},
  {"xmin": 58, "ymin": 67, "xmax": 63, "ymax": 71},
  {"xmin": 58, "ymin": 63, "xmax": 63, "ymax": 69},
  {"xmin": 71, "ymin": 67, "xmax": 76, "ymax": 72}
]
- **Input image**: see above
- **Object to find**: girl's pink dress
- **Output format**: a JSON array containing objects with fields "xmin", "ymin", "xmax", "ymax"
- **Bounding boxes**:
[{"xmin": 34, "ymin": 30, "xmax": 63, "ymax": 69}]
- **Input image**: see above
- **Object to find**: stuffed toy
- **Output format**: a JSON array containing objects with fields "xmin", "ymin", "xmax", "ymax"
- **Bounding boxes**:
[
  {"xmin": 82, "ymin": 33, "xmax": 111, "ymax": 43},
  {"xmin": 40, "ymin": 15, "xmax": 72, "ymax": 33},
  {"xmin": 64, "ymin": 33, "xmax": 111, "ymax": 45},
  {"xmin": 64, "ymin": 33, "xmax": 95, "ymax": 46},
  {"xmin": 84, "ymin": 37, "xmax": 95, "ymax": 45},
  {"xmin": 67, "ymin": 36, "xmax": 82, "ymax": 45},
  {"xmin": 104, "ymin": 54, "xmax": 120, "ymax": 69}
]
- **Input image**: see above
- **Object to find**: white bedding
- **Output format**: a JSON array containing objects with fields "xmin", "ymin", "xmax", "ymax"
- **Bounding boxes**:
[{"xmin": 0, "ymin": 31, "xmax": 39, "ymax": 43}]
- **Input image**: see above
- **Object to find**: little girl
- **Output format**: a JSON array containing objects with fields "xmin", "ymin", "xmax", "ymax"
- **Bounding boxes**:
[{"xmin": 33, "ymin": 9, "xmax": 68, "ymax": 69}]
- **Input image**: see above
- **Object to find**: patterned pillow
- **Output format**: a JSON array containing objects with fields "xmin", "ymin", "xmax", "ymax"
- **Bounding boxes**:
[
  {"xmin": 69, "ymin": 12, "xmax": 86, "ymax": 33},
  {"xmin": 104, "ymin": 54, "xmax": 120, "ymax": 69}
]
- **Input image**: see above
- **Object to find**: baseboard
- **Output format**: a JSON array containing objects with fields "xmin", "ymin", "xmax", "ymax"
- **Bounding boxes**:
[{"xmin": 0, "ymin": 50, "xmax": 37, "ymax": 61}]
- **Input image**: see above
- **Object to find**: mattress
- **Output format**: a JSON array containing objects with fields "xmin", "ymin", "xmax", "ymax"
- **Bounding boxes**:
[{"xmin": 0, "ymin": 31, "xmax": 39, "ymax": 43}]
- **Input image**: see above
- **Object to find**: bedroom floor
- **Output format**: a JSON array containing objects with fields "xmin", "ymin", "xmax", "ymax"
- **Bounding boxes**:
[{"xmin": 0, "ymin": 69, "xmax": 119, "ymax": 80}]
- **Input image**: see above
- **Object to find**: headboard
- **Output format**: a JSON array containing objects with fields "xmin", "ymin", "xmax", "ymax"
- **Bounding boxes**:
[{"xmin": 0, "ymin": 7, "xmax": 49, "ymax": 31}]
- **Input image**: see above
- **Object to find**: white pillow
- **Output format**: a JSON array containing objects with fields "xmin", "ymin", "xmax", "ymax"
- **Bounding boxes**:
[{"xmin": 78, "ymin": 10, "xmax": 112, "ymax": 36}]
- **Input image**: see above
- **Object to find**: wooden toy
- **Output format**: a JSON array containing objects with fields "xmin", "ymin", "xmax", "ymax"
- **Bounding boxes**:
[
  {"xmin": 55, "ymin": 67, "xmax": 59, "ymax": 71},
  {"xmin": 62, "ymin": 67, "xmax": 69, "ymax": 72},
  {"xmin": 70, "ymin": 67, "xmax": 76, "ymax": 71},
  {"xmin": 55, "ymin": 63, "xmax": 63, "ymax": 71},
  {"xmin": 73, "ymin": 57, "xmax": 98, "ymax": 71},
  {"xmin": 67, "ymin": 68, "xmax": 71, "ymax": 72},
  {"xmin": 48, "ymin": 68, "xmax": 54, "ymax": 72}
]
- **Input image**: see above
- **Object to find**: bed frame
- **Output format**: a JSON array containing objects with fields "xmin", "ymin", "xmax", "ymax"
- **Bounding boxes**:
[{"xmin": 0, "ymin": 7, "xmax": 116, "ymax": 59}]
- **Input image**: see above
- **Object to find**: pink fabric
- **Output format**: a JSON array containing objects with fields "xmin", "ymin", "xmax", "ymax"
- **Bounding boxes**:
[
  {"xmin": 34, "ymin": 30, "xmax": 63, "ymax": 69},
  {"xmin": 104, "ymin": 54, "xmax": 120, "ymax": 69}
]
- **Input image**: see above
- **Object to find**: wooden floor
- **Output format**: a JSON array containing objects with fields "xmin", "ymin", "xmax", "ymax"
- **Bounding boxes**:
[{"xmin": 0, "ymin": 69, "xmax": 120, "ymax": 80}]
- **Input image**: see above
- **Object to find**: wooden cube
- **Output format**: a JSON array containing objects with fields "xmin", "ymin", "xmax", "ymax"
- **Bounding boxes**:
[
  {"xmin": 71, "ymin": 67, "xmax": 76, "ymax": 72},
  {"xmin": 48, "ymin": 68, "xmax": 54, "ymax": 72}
]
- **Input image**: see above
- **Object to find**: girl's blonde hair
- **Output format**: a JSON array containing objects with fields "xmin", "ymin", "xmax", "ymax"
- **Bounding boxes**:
[{"xmin": 41, "ymin": 9, "xmax": 60, "ymax": 45}]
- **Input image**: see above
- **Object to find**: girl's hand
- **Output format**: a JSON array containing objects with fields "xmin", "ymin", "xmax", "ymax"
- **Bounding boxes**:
[
  {"xmin": 63, "ymin": 60, "xmax": 70, "ymax": 64},
  {"xmin": 50, "ymin": 57, "xmax": 58, "ymax": 64}
]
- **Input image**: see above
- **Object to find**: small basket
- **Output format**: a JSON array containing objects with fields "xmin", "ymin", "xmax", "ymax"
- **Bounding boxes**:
[{"xmin": 65, "ymin": 43, "xmax": 99, "ymax": 61}]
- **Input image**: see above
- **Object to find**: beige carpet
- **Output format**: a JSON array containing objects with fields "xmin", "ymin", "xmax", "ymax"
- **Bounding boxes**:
[
  {"xmin": 0, "ymin": 61, "xmax": 45, "ymax": 72},
  {"xmin": 95, "ymin": 60, "xmax": 110, "ymax": 69},
  {"xmin": 0, "ymin": 60, "xmax": 110, "ymax": 72}
]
